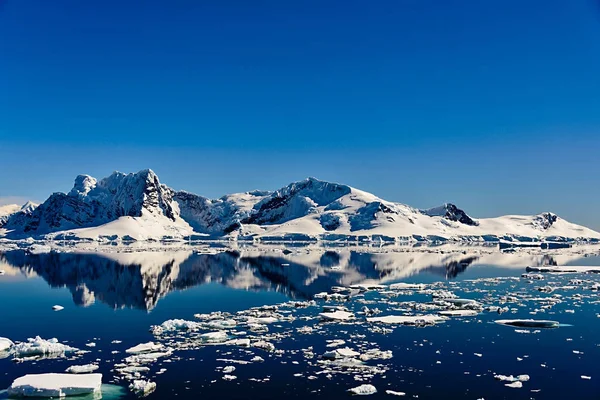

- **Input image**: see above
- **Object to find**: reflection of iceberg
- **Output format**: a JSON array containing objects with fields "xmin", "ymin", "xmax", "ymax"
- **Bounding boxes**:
[{"xmin": 0, "ymin": 248, "xmax": 577, "ymax": 310}]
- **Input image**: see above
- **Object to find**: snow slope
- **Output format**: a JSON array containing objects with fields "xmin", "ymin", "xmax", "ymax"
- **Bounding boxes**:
[{"xmin": 1, "ymin": 170, "xmax": 598, "ymax": 243}]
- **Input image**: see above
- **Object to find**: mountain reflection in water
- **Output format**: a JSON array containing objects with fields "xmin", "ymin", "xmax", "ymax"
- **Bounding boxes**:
[{"xmin": 0, "ymin": 248, "xmax": 562, "ymax": 311}]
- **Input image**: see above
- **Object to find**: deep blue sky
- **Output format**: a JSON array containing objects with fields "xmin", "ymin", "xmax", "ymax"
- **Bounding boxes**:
[{"xmin": 1, "ymin": 0, "xmax": 600, "ymax": 229}]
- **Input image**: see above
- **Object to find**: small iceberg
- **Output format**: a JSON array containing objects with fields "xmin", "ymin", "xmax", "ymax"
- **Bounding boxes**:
[
  {"xmin": 52, "ymin": 305, "xmax": 64, "ymax": 311},
  {"xmin": 0, "ymin": 337, "xmax": 14, "ymax": 352},
  {"xmin": 66, "ymin": 364, "xmax": 99, "ymax": 374},
  {"xmin": 129, "ymin": 379, "xmax": 156, "ymax": 397},
  {"xmin": 126, "ymin": 342, "xmax": 163, "ymax": 354},
  {"xmin": 348, "ymin": 384, "xmax": 377, "ymax": 395},
  {"xmin": 13, "ymin": 336, "xmax": 79, "ymax": 357},
  {"xmin": 8, "ymin": 373, "xmax": 102, "ymax": 397},
  {"xmin": 367, "ymin": 315, "xmax": 444, "ymax": 326},
  {"xmin": 495, "ymin": 319, "xmax": 560, "ymax": 329}
]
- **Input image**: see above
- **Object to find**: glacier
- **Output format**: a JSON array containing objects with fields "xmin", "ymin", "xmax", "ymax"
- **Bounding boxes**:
[{"xmin": 1, "ymin": 169, "xmax": 599, "ymax": 244}]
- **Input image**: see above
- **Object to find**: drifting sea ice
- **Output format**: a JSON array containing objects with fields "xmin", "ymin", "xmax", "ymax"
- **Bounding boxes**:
[
  {"xmin": 125, "ymin": 342, "xmax": 163, "ymax": 354},
  {"xmin": 8, "ymin": 373, "xmax": 102, "ymax": 398},
  {"xmin": 13, "ymin": 336, "xmax": 79, "ymax": 357},
  {"xmin": 129, "ymin": 379, "xmax": 156, "ymax": 397},
  {"xmin": 348, "ymin": 384, "xmax": 377, "ymax": 395},
  {"xmin": 65, "ymin": 364, "xmax": 99, "ymax": 374},
  {"xmin": 0, "ymin": 337, "xmax": 14, "ymax": 352}
]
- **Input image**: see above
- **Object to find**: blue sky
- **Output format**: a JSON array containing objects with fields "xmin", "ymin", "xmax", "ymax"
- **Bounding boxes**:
[{"xmin": 1, "ymin": 0, "xmax": 600, "ymax": 229}]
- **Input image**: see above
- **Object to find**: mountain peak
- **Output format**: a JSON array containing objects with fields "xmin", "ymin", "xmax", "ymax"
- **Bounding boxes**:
[{"xmin": 421, "ymin": 203, "xmax": 479, "ymax": 226}]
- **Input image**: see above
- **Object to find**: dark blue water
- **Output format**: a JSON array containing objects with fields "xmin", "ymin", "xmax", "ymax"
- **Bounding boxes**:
[{"xmin": 1, "ymin": 249, "xmax": 599, "ymax": 399}]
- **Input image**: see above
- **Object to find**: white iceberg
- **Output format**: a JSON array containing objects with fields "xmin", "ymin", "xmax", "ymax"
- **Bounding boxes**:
[
  {"xmin": 129, "ymin": 379, "xmax": 156, "ymax": 396},
  {"xmin": 319, "ymin": 310, "xmax": 355, "ymax": 321},
  {"xmin": 126, "ymin": 342, "xmax": 163, "ymax": 354},
  {"xmin": 13, "ymin": 336, "xmax": 79, "ymax": 357},
  {"xmin": 0, "ymin": 337, "xmax": 14, "ymax": 352},
  {"xmin": 65, "ymin": 364, "xmax": 99, "ymax": 374},
  {"xmin": 348, "ymin": 384, "xmax": 377, "ymax": 395},
  {"xmin": 438, "ymin": 310, "xmax": 479, "ymax": 317},
  {"xmin": 8, "ymin": 373, "xmax": 102, "ymax": 397},
  {"xmin": 367, "ymin": 315, "xmax": 444, "ymax": 325}
]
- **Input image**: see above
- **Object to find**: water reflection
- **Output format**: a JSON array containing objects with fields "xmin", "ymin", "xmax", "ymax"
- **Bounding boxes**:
[{"xmin": 0, "ymin": 248, "xmax": 565, "ymax": 311}]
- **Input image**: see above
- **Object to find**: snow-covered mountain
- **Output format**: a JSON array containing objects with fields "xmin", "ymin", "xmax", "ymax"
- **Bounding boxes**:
[{"xmin": 1, "ymin": 169, "xmax": 598, "ymax": 243}]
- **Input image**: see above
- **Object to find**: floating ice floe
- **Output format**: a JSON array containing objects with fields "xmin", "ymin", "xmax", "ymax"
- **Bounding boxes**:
[
  {"xmin": 323, "ymin": 347, "xmax": 361, "ymax": 359},
  {"xmin": 66, "ymin": 364, "xmax": 99, "ymax": 374},
  {"xmin": 126, "ymin": 342, "xmax": 163, "ymax": 354},
  {"xmin": 367, "ymin": 315, "xmax": 444, "ymax": 326},
  {"xmin": 495, "ymin": 319, "xmax": 559, "ymax": 329},
  {"xmin": 494, "ymin": 374, "xmax": 530, "ymax": 383},
  {"xmin": 348, "ymin": 384, "xmax": 377, "ymax": 395},
  {"xmin": 199, "ymin": 330, "xmax": 229, "ymax": 343},
  {"xmin": 151, "ymin": 319, "xmax": 202, "ymax": 334},
  {"xmin": 389, "ymin": 283, "xmax": 425, "ymax": 290},
  {"xmin": 52, "ymin": 305, "xmax": 64, "ymax": 311},
  {"xmin": 438, "ymin": 309, "xmax": 479, "ymax": 317},
  {"xmin": 8, "ymin": 373, "xmax": 102, "ymax": 397},
  {"xmin": 129, "ymin": 379, "xmax": 156, "ymax": 397},
  {"xmin": 505, "ymin": 381, "xmax": 523, "ymax": 388},
  {"xmin": 0, "ymin": 337, "xmax": 14, "ymax": 352},
  {"xmin": 222, "ymin": 366, "xmax": 236, "ymax": 374},
  {"xmin": 386, "ymin": 390, "xmax": 406, "ymax": 396},
  {"xmin": 13, "ymin": 336, "xmax": 79, "ymax": 358},
  {"xmin": 319, "ymin": 310, "xmax": 355, "ymax": 322},
  {"xmin": 252, "ymin": 340, "xmax": 275, "ymax": 352}
]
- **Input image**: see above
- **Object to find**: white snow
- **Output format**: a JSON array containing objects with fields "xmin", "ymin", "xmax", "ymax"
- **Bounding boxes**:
[
  {"xmin": 8, "ymin": 373, "xmax": 102, "ymax": 397},
  {"xmin": 3, "ymin": 171, "xmax": 598, "ymax": 243}
]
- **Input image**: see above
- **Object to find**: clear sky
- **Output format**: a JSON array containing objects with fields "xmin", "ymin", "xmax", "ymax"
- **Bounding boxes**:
[{"xmin": 1, "ymin": 0, "xmax": 600, "ymax": 229}]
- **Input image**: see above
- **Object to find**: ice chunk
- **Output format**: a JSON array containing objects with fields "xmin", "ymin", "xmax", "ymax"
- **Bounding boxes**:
[
  {"xmin": 385, "ymin": 390, "xmax": 406, "ymax": 396},
  {"xmin": 438, "ymin": 310, "xmax": 479, "ymax": 317},
  {"xmin": 323, "ymin": 347, "xmax": 361, "ymax": 359},
  {"xmin": 199, "ymin": 331, "xmax": 229, "ymax": 343},
  {"xmin": 0, "ymin": 337, "xmax": 14, "ymax": 352},
  {"xmin": 319, "ymin": 310, "xmax": 355, "ymax": 321},
  {"xmin": 8, "ymin": 373, "xmax": 102, "ymax": 397},
  {"xmin": 252, "ymin": 340, "xmax": 275, "ymax": 352},
  {"xmin": 52, "ymin": 305, "xmax": 64, "ymax": 311},
  {"xmin": 13, "ymin": 336, "xmax": 79, "ymax": 357},
  {"xmin": 223, "ymin": 366, "xmax": 236, "ymax": 374},
  {"xmin": 495, "ymin": 319, "xmax": 559, "ymax": 329},
  {"xmin": 348, "ymin": 384, "xmax": 377, "ymax": 395},
  {"xmin": 505, "ymin": 381, "xmax": 523, "ymax": 388},
  {"xmin": 126, "ymin": 342, "xmax": 163, "ymax": 354},
  {"xmin": 129, "ymin": 379, "xmax": 156, "ymax": 396},
  {"xmin": 65, "ymin": 364, "xmax": 99, "ymax": 374},
  {"xmin": 367, "ymin": 315, "xmax": 444, "ymax": 325},
  {"xmin": 389, "ymin": 283, "xmax": 425, "ymax": 290}
]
